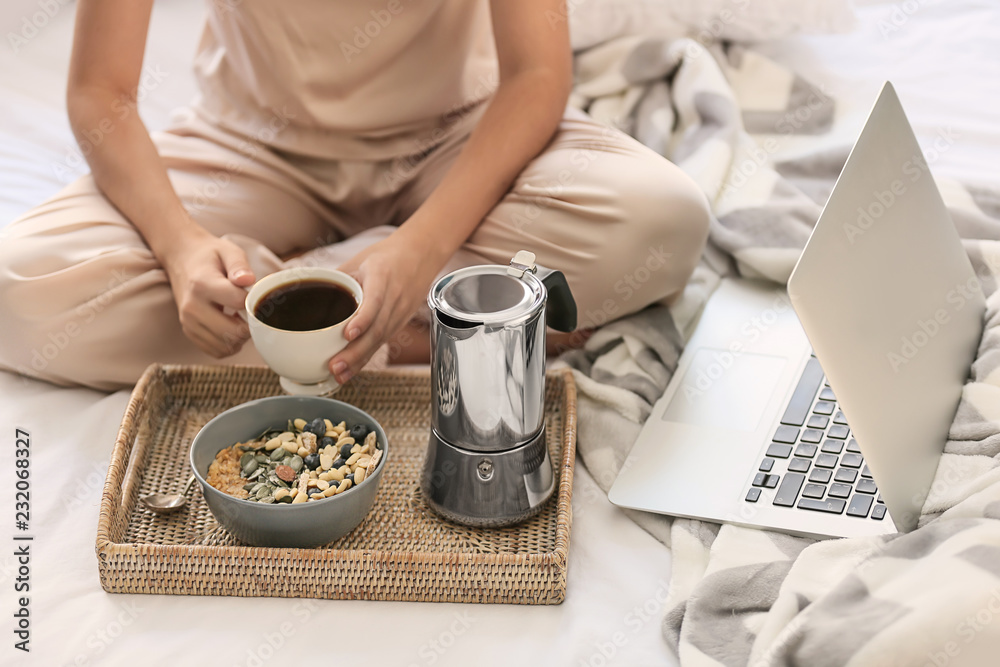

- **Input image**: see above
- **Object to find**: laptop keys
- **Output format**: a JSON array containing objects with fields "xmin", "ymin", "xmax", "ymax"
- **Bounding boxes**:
[
  {"xmin": 788, "ymin": 458, "xmax": 811, "ymax": 473},
  {"xmin": 841, "ymin": 453, "xmax": 864, "ymax": 468},
  {"xmin": 753, "ymin": 473, "xmax": 780, "ymax": 488},
  {"xmin": 779, "ymin": 357, "xmax": 825, "ymax": 427},
  {"xmin": 812, "ymin": 401, "xmax": 835, "ymax": 416},
  {"xmin": 821, "ymin": 439, "xmax": 844, "ymax": 454},
  {"xmin": 856, "ymin": 478, "xmax": 878, "ymax": 494},
  {"xmin": 834, "ymin": 468, "xmax": 857, "ymax": 484},
  {"xmin": 797, "ymin": 497, "xmax": 846, "ymax": 514},
  {"xmin": 772, "ymin": 425, "xmax": 800, "ymax": 444},
  {"xmin": 802, "ymin": 483, "xmax": 826, "ymax": 499},
  {"xmin": 801, "ymin": 429, "xmax": 824, "ymax": 444},
  {"xmin": 773, "ymin": 473, "xmax": 805, "ymax": 507},
  {"xmin": 828, "ymin": 483, "xmax": 852, "ymax": 498},
  {"xmin": 750, "ymin": 365, "xmax": 887, "ymax": 522},
  {"xmin": 807, "ymin": 415, "xmax": 830, "ymax": 430},
  {"xmin": 765, "ymin": 443, "xmax": 793, "ymax": 459},
  {"xmin": 815, "ymin": 453, "xmax": 838, "ymax": 468},
  {"xmin": 795, "ymin": 444, "xmax": 818, "ymax": 458},
  {"xmin": 847, "ymin": 494, "xmax": 874, "ymax": 518},
  {"xmin": 809, "ymin": 468, "xmax": 832, "ymax": 484},
  {"xmin": 827, "ymin": 424, "xmax": 850, "ymax": 439}
]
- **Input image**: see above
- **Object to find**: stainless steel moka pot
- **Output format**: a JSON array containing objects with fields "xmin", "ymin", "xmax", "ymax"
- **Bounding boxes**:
[{"xmin": 422, "ymin": 251, "xmax": 577, "ymax": 527}]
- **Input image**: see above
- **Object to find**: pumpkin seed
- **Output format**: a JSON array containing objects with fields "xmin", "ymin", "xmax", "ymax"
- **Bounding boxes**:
[
  {"xmin": 248, "ymin": 467, "xmax": 263, "ymax": 480},
  {"xmin": 242, "ymin": 482, "xmax": 256, "ymax": 491},
  {"xmin": 289, "ymin": 455, "xmax": 303, "ymax": 473},
  {"xmin": 241, "ymin": 459, "xmax": 259, "ymax": 476},
  {"xmin": 259, "ymin": 495, "xmax": 275, "ymax": 504},
  {"xmin": 239, "ymin": 452, "xmax": 254, "ymax": 468},
  {"xmin": 254, "ymin": 453, "xmax": 268, "ymax": 464},
  {"xmin": 269, "ymin": 448, "xmax": 285, "ymax": 462},
  {"xmin": 256, "ymin": 485, "xmax": 271, "ymax": 499}
]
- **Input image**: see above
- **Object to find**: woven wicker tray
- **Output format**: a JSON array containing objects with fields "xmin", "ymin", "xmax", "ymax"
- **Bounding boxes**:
[{"xmin": 96, "ymin": 364, "xmax": 576, "ymax": 604}]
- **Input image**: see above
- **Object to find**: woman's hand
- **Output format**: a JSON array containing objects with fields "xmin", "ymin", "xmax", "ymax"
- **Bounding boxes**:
[
  {"xmin": 330, "ymin": 232, "xmax": 442, "ymax": 383},
  {"xmin": 159, "ymin": 226, "xmax": 256, "ymax": 358}
]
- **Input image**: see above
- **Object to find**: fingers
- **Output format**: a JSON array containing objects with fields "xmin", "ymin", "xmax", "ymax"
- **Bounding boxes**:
[
  {"xmin": 197, "ymin": 272, "xmax": 250, "ymax": 312},
  {"xmin": 330, "ymin": 324, "xmax": 388, "ymax": 383},
  {"xmin": 178, "ymin": 297, "xmax": 250, "ymax": 358},
  {"xmin": 217, "ymin": 241, "xmax": 256, "ymax": 287},
  {"xmin": 343, "ymin": 267, "xmax": 383, "ymax": 343}
]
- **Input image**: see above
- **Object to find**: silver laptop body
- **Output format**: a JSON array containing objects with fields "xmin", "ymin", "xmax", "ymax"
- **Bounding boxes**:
[{"xmin": 608, "ymin": 82, "xmax": 984, "ymax": 539}]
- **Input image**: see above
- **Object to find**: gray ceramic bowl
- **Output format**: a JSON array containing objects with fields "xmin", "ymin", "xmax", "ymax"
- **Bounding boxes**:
[{"xmin": 189, "ymin": 395, "xmax": 388, "ymax": 548}]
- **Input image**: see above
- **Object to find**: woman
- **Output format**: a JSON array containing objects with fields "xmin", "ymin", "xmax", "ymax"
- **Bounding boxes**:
[{"xmin": 0, "ymin": 0, "xmax": 710, "ymax": 390}]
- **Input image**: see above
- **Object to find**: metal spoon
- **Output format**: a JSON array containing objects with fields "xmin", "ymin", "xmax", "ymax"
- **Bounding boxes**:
[{"xmin": 141, "ymin": 475, "xmax": 197, "ymax": 513}]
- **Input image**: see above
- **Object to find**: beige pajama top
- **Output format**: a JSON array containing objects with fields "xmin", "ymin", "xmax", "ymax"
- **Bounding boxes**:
[{"xmin": 193, "ymin": 0, "xmax": 499, "ymax": 158}]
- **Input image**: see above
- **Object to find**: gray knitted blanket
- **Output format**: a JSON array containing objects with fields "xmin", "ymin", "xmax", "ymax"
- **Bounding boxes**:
[{"xmin": 563, "ymin": 36, "xmax": 1000, "ymax": 666}]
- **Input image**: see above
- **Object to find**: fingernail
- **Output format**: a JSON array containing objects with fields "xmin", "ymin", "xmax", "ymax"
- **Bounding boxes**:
[
  {"xmin": 332, "ymin": 361, "xmax": 347, "ymax": 376},
  {"xmin": 340, "ymin": 368, "xmax": 353, "ymax": 383},
  {"xmin": 347, "ymin": 327, "xmax": 360, "ymax": 341}
]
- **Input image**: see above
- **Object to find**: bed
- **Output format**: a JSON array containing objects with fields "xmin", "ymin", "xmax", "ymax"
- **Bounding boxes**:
[{"xmin": 0, "ymin": 1, "xmax": 997, "ymax": 664}]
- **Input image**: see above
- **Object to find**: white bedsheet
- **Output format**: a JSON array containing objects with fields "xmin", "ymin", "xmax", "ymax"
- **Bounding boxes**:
[{"xmin": 0, "ymin": 0, "xmax": 997, "ymax": 665}]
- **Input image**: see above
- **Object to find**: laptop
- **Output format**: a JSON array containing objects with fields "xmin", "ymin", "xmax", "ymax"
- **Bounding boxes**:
[{"xmin": 608, "ymin": 82, "xmax": 985, "ymax": 539}]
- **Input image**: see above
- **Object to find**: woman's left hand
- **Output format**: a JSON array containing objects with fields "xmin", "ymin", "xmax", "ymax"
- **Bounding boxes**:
[{"xmin": 330, "ymin": 232, "xmax": 442, "ymax": 383}]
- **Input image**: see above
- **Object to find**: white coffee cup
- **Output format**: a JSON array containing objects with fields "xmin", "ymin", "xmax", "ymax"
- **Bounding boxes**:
[{"xmin": 245, "ymin": 267, "xmax": 363, "ymax": 395}]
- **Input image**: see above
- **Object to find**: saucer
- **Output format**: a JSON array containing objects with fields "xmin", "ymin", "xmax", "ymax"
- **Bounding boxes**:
[{"xmin": 279, "ymin": 376, "xmax": 341, "ymax": 396}]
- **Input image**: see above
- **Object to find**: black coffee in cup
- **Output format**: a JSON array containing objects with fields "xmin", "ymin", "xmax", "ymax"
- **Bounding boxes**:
[{"xmin": 254, "ymin": 280, "xmax": 358, "ymax": 331}]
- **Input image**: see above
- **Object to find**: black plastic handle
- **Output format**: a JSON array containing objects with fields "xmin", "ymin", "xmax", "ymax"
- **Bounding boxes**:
[{"xmin": 535, "ymin": 265, "xmax": 577, "ymax": 332}]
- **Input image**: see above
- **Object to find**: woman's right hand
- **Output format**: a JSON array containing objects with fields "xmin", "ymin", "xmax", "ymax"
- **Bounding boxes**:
[{"xmin": 159, "ymin": 226, "xmax": 256, "ymax": 358}]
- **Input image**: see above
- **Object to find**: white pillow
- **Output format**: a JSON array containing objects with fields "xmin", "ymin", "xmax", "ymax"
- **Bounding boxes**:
[{"xmin": 566, "ymin": 0, "xmax": 857, "ymax": 51}]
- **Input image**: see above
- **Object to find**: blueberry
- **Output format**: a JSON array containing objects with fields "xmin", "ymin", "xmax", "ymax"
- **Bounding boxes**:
[
  {"xmin": 303, "ymin": 453, "xmax": 320, "ymax": 470},
  {"xmin": 339, "ymin": 443, "xmax": 354, "ymax": 459},
  {"xmin": 349, "ymin": 423, "xmax": 369, "ymax": 442},
  {"xmin": 319, "ymin": 436, "xmax": 335, "ymax": 449},
  {"xmin": 345, "ymin": 473, "xmax": 354, "ymax": 484},
  {"xmin": 332, "ymin": 457, "xmax": 346, "ymax": 469},
  {"xmin": 308, "ymin": 487, "xmax": 325, "ymax": 498},
  {"xmin": 305, "ymin": 418, "xmax": 327, "ymax": 438}
]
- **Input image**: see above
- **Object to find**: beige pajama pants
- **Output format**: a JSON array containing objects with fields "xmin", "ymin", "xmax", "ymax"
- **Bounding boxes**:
[{"xmin": 0, "ymin": 107, "xmax": 710, "ymax": 390}]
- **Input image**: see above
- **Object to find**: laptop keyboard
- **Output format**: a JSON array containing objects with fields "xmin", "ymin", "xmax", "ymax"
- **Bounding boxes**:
[{"xmin": 743, "ymin": 356, "xmax": 887, "ymax": 521}]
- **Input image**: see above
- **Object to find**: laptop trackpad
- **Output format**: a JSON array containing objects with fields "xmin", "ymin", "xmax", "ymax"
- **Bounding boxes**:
[{"xmin": 662, "ymin": 349, "xmax": 787, "ymax": 432}]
